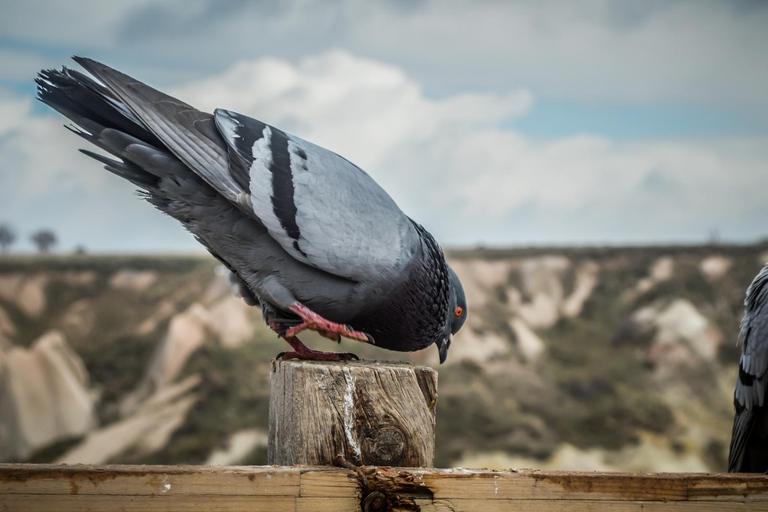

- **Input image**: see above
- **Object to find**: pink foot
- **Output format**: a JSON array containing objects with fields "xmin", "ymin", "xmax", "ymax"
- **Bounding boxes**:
[
  {"xmin": 284, "ymin": 303, "xmax": 374, "ymax": 345},
  {"xmin": 277, "ymin": 335, "xmax": 359, "ymax": 362}
]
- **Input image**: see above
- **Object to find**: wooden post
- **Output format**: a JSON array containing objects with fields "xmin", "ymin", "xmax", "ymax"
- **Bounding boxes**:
[{"xmin": 269, "ymin": 359, "xmax": 437, "ymax": 467}]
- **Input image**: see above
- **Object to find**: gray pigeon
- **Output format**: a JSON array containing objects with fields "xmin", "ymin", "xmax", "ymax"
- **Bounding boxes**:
[
  {"xmin": 729, "ymin": 264, "xmax": 768, "ymax": 472},
  {"xmin": 36, "ymin": 58, "xmax": 467, "ymax": 363}
]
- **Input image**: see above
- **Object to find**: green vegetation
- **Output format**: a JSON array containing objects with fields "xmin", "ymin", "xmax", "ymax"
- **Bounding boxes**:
[{"xmin": 130, "ymin": 341, "xmax": 274, "ymax": 465}]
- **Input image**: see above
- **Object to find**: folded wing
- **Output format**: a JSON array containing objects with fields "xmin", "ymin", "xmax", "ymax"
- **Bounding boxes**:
[{"xmin": 75, "ymin": 58, "xmax": 415, "ymax": 282}]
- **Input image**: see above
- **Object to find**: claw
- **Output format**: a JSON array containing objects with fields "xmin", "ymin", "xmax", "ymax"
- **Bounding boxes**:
[
  {"xmin": 277, "ymin": 350, "xmax": 359, "ymax": 362},
  {"xmin": 276, "ymin": 334, "xmax": 360, "ymax": 362}
]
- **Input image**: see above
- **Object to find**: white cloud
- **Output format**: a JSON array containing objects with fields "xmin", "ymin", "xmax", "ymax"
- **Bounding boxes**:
[
  {"xmin": 170, "ymin": 51, "xmax": 768, "ymax": 245},
  {"xmin": 0, "ymin": 49, "xmax": 59, "ymax": 82},
  {"xmin": 0, "ymin": 0, "xmax": 158, "ymax": 48},
  {"xmin": 347, "ymin": 0, "xmax": 768, "ymax": 105},
  {"xmin": 172, "ymin": 51, "xmax": 533, "ymax": 169},
  {"xmin": 1, "ymin": 51, "xmax": 767, "ymax": 252},
  {"xmin": 0, "ymin": 92, "xmax": 32, "ymax": 137},
  {"xmin": 2, "ymin": 1, "xmax": 767, "ymax": 108}
]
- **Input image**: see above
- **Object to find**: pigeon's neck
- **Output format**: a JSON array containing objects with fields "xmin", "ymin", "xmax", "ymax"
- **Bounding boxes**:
[
  {"xmin": 411, "ymin": 223, "xmax": 452, "ymax": 343},
  {"xmin": 352, "ymin": 221, "xmax": 450, "ymax": 351}
]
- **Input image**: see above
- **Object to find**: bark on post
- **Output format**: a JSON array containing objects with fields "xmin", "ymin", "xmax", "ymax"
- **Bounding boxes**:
[{"xmin": 269, "ymin": 359, "xmax": 438, "ymax": 467}]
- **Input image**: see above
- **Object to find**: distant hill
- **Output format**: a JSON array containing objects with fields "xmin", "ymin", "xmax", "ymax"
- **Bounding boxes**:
[{"xmin": 1, "ymin": 244, "xmax": 766, "ymax": 470}]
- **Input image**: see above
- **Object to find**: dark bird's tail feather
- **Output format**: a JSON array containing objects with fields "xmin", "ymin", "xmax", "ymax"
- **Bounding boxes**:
[
  {"xmin": 38, "ymin": 67, "xmax": 163, "ymax": 189},
  {"xmin": 37, "ymin": 67, "xmax": 161, "ymax": 149},
  {"xmin": 35, "ymin": 60, "xmax": 267, "ymax": 281},
  {"xmin": 729, "ymin": 407, "xmax": 755, "ymax": 472},
  {"xmin": 36, "ymin": 64, "xmax": 207, "ymax": 210},
  {"xmin": 69, "ymin": 57, "xmax": 243, "ymax": 204}
]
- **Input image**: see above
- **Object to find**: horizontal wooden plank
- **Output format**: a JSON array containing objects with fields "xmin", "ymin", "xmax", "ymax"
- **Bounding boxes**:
[
  {"xmin": 299, "ymin": 469, "xmax": 359, "ymax": 498},
  {"xmin": 0, "ymin": 464, "xmax": 300, "ymax": 497},
  {"xmin": 414, "ymin": 498, "xmax": 765, "ymax": 511},
  {"xmin": 1, "ymin": 463, "xmax": 768, "ymax": 512},
  {"xmin": 0, "ymin": 494, "xmax": 298, "ymax": 512},
  {"xmin": 297, "ymin": 497, "xmax": 359, "ymax": 512},
  {"xmin": 4, "ymin": 495, "xmax": 761, "ymax": 512},
  {"xmin": 414, "ymin": 469, "xmax": 768, "ymax": 503},
  {"xmin": 3, "ymin": 497, "xmax": 766, "ymax": 512}
]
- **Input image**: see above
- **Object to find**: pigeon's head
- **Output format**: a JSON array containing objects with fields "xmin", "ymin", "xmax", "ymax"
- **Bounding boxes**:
[{"xmin": 436, "ymin": 266, "xmax": 467, "ymax": 364}]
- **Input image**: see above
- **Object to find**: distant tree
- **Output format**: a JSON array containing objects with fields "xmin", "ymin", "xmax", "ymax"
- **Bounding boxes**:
[
  {"xmin": 30, "ymin": 229, "xmax": 58, "ymax": 254},
  {"xmin": 0, "ymin": 223, "xmax": 16, "ymax": 253}
]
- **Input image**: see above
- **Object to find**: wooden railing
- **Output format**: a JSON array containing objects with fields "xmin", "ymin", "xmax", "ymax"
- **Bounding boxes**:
[{"xmin": 2, "ymin": 463, "xmax": 768, "ymax": 511}]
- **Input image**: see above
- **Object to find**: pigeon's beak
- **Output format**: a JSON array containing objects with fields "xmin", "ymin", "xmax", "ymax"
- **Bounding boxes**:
[{"xmin": 436, "ymin": 335, "xmax": 452, "ymax": 364}]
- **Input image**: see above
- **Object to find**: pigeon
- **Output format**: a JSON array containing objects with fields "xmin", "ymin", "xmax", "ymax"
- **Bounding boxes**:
[
  {"xmin": 728, "ymin": 264, "xmax": 768, "ymax": 472},
  {"xmin": 36, "ymin": 58, "xmax": 467, "ymax": 363}
]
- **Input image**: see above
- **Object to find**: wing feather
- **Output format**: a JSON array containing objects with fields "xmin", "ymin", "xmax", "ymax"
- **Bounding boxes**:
[
  {"xmin": 71, "ymin": 58, "xmax": 417, "ymax": 282},
  {"xmin": 729, "ymin": 264, "xmax": 768, "ymax": 471},
  {"xmin": 214, "ymin": 109, "xmax": 417, "ymax": 281},
  {"xmin": 73, "ymin": 58, "xmax": 244, "ymax": 204},
  {"xmin": 729, "ymin": 408, "xmax": 755, "ymax": 472}
]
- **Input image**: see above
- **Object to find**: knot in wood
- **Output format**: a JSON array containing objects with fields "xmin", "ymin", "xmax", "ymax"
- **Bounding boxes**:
[
  {"xmin": 372, "ymin": 426, "xmax": 405, "ymax": 464},
  {"xmin": 362, "ymin": 491, "xmax": 388, "ymax": 512}
]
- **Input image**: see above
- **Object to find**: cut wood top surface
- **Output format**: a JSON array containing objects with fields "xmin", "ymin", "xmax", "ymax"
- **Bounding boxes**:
[{"xmin": 269, "ymin": 360, "xmax": 434, "ymax": 369}]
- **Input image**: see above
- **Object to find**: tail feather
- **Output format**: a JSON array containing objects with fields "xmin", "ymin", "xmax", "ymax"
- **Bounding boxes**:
[
  {"xmin": 37, "ymin": 67, "xmax": 160, "ymax": 147},
  {"xmin": 37, "ymin": 59, "xmax": 279, "ymax": 299},
  {"xmin": 71, "ymin": 57, "xmax": 244, "ymax": 205},
  {"xmin": 729, "ymin": 407, "xmax": 755, "ymax": 472},
  {"xmin": 77, "ymin": 149, "xmax": 157, "ymax": 189},
  {"xmin": 36, "ymin": 65, "xmax": 205, "ymax": 196},
  {"xmin": 68, "ymin": 122, "xmax": 184, "ymax": 180}
]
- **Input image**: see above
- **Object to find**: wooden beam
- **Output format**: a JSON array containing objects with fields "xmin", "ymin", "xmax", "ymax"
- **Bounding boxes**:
[
  {"xmin": 269, "ymin": 360, "xmax": 438, "ymax": 467},
  {"xmin": 2, "ymin": 464, "xmax": 768, "ymax": 511}
]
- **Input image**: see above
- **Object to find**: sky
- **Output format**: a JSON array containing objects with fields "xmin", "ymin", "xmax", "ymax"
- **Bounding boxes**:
[{"xmin": 1, "ymin": 0, "xmax": 767, "ymax": 252}]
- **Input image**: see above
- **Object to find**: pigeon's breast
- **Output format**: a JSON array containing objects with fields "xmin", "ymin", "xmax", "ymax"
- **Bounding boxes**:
[{"xmin": 348, "ymin": 226, "xmax": 450, "ymax": 352}]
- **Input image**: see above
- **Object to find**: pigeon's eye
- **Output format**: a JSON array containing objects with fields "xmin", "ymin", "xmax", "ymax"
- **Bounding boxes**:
[{"xmin": 455, "ymin": 306, "xmax": 464, "ymax": 317}]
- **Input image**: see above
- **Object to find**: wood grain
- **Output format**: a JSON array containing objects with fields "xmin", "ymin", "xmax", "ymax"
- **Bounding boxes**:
[
  {"xmin": 2, "ymin": 464, "xmax": 768, "ymax": 512},
  {"xmin": 268, "ymin": 360, "xmax": 438, "ymax": 467}
]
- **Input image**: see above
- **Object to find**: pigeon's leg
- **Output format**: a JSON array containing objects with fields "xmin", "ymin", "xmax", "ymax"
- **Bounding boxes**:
[
  {"xmin": 285, "ymin": 303, "xmax": 374, "ymax": 345},
  {"xmin": 259, "ymin": 276, "xmax": 373, "ymax": 345},
  {"xmin": 268, "ymin": 319, "xmax": 359, "ymax": 361},
  {"xmin": 277, "ymin": 334, "xmax": 359, "ymax": 362},
  {"xmin": 268, "ymin": 319, "xmax": 342, "ymax": 344}
]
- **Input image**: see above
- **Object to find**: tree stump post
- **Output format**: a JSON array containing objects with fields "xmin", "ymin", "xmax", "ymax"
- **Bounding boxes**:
[{"xmin": 269, "ymin": 360, "xmax": 438, "ymax": 467}]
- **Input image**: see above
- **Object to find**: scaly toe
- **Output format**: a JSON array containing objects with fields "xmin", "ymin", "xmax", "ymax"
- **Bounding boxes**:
[{"xmin": 284, "ymin": 325, "xmax": 306, "ymax": 339}]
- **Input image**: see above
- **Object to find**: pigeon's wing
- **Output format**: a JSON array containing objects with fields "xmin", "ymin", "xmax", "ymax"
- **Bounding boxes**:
[
  {"xmin": 734, "ymin": 270, "xmax": 768, "ymax": 411},
  {"xmin": 72, "ymin": 58, "xmax": 243, "ymax": 205},
  {"xmin": 74, "ymin": 58, "xmax": 416, "ymax": 282},
  {"xmin": 213, "ymin": 109, "xmax": 415, "ymax": 281},
  {"xmin": 729, "ymin": 266, "xmax": 768, "ymax": 471}
]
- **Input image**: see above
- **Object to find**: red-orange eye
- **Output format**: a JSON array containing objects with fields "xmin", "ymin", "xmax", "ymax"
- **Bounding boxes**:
[{"xmin": 455, "ymin": 306, "xmax": 464, "ymax": 317}]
